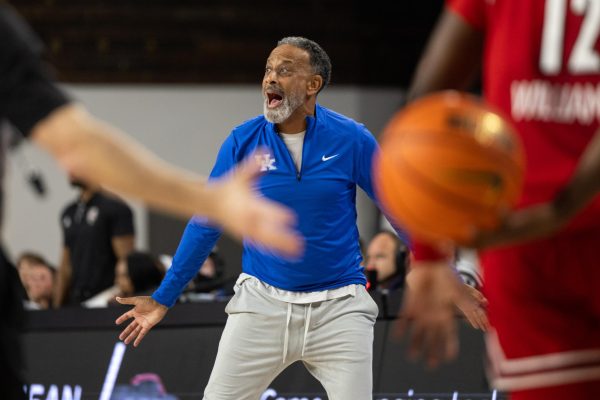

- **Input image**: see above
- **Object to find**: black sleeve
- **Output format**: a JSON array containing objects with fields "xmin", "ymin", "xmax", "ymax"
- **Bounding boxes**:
[
  {"xmin": 0, "ymin": 5, "xmax": 70, "ymax": 137},
  {"xmin": 110, "ymin": 200, "xmax": 135, "ymax": 238}
]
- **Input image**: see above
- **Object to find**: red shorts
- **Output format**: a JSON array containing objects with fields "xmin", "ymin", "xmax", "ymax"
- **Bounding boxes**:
[{"xmin": 480, "ymin": 230, "xmax": 600, "ymax": 399}]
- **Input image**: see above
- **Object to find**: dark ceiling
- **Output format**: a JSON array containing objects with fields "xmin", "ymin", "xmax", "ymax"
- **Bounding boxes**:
[{"xmin": 8, "ymin": 0, "xmax": 443, "ymax": 86}]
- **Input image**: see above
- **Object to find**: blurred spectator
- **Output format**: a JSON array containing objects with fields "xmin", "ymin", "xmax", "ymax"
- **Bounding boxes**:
[
  {"xmin": 187, "ymin": 249, "xmax": 225, "ymax": 293},
  {"xmin": 364, "ymin": 231, "xmax": 408, "ymax": 291},
  {"xmin": 15, "ymin": 252, "xmax": 39, "ymax": 293},
  {"xmin": 179, "ymin": 248, "xmax": 235, "ymax": 302},
  {"xmin": 116, "ymin": 252, "xmax": 165, "ymax": 297},
  {"xmin": 16, "ymin": 252, "xmax": 55, "ymax": 310},
  {"xmin": 84, "ymin": 251, "xmax": 165, "ymax": 308},
  {"xmin": 54, "ymin": 177, "xmax": 134, "ymax": 307}
]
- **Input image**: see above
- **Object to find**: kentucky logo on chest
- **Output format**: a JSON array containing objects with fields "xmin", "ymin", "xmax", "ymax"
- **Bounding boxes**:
[{"xmin": 255, "ymin": 153, "xmax": 277, "ymax": 172}]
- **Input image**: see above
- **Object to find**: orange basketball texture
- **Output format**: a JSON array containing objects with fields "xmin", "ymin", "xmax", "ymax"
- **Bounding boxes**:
[{"xmin": 374, "ymin": 91, "xmax": 525, "ymax": 245}]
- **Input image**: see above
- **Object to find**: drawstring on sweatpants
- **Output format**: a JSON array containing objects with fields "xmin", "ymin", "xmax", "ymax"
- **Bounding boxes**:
[
  {"xmin": 282, "ymin": 302, "xmax": 313, "ymax": 363},
  {"xmin": 282, "ymin": 302, "xmax": 292, "ymax": 364}
]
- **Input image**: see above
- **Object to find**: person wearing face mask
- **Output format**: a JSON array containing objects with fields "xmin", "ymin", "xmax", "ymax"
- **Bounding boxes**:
[{"xmin": 54, "ymin": 177, "xmax": 135, "ymax": 307}]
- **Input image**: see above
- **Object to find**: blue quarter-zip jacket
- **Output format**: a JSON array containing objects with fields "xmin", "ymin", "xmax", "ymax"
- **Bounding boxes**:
[{"xmin": 152, "ymin": 104, "xmax": 408, "ymax": 307}]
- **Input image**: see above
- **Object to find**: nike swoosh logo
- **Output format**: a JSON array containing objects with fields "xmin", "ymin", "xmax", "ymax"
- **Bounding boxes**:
[{"xmin": 322, "ymin": 154, "xmax": 339, "ymax": 162}]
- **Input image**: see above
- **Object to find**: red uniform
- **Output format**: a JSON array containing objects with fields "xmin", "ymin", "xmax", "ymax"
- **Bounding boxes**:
[{"xmin": 448, "ymin": 0, "xmax": 600, "ymax": 397}]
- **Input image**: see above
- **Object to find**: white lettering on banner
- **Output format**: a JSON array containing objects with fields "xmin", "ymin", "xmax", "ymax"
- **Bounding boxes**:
[
  {"xmin": 261, "ymin": 387, "xmax": 503, "ymax": 399},
  {"xmin": 24, "ymin": 384, "xmax": 82, "ymax": 400},
  {"xmin": 28, "ymin": 384, "xmax": 44, "ymax": 400},
  {"xmin": 59, "ymin": 385, "xmax": 82, "ymax": 400},
  {"xmin": 45, "ymin": 386, "xmax": 59, "ymax": 400},
  {"xmin": 261, "ymin": 388, "xmax": 322, "ymax": 400},
  {"xmin": 511, "ymin": 80, "xmax": 600, "ymax": 125}
]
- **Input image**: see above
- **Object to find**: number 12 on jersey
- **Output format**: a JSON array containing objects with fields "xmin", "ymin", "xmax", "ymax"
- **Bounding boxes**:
[{"xmin": 540, "ymin": 0, "xmax": 600, "ymax": 75}]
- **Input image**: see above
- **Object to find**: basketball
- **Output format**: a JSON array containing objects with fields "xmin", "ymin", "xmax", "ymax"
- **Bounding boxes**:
[{"xmin": 374, "ymin": 91, "xmax": 525, "ymax": 245}]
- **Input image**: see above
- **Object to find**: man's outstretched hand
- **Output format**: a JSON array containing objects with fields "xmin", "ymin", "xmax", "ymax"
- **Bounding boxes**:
[{"xmin": 115, "ymin": 296, "xmax": 168, "ymax": 347}]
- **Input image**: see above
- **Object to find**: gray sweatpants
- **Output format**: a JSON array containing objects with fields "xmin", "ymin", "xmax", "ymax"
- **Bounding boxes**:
[{"xmin": 203, "ymin": 278, "xmax": 379, "ymax": 400}]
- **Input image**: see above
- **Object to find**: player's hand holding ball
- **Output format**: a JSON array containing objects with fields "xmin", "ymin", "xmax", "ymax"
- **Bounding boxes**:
[{"xmin": 374, "ymin": 91, "xmax": 525, "ymax": 247}]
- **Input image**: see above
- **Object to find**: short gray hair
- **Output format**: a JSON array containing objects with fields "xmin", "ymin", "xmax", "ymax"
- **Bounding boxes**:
[{"xmin": 277, "ymin": 36, "xmax": 331, "ymax": 93}]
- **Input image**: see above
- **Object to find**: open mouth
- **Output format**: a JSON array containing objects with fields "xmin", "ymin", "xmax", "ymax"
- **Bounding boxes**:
[{"xmin": 266, "ymin": 92, "xmax": 283, "ymax": 109}]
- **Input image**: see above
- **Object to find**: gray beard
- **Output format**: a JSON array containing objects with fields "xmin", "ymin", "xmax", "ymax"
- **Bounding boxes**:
[{"xmin": 263, "ymin": 92, "xmax": 304, "ymax": 124}]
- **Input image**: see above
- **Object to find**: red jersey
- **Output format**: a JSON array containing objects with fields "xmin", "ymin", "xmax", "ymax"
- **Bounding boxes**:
[{"xmin": 449, "ymin": 0, "xmax": 600, "ymax": 234}]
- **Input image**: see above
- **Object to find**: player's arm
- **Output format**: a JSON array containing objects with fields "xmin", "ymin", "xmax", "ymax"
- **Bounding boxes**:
[
  {"xmin": 407, "ymin": 6, "xmax": 484, "ymax": 101},
  {"xmin": 53, "ymin": 247, "xmax": 71, "ymax": 308},
  {"xmin": 30, "ymin": 105, "xmax": 301, "ymax": 257},
  {"xmin": 394, "ymin": 1, "xmax": 488, "ymax": 367},
  {"xmin": 473, "ymin": 128, "xmax": 600, "ymax": 248}
]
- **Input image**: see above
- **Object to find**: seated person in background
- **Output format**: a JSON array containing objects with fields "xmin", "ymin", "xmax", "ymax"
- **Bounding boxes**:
[
  {"xmin": 116, "ymin": 252, "xmax": 165, "ymax": 298},
  {"xmin": 84, "ymin": 251, "xmax": 165, "ymax": 308},
  {"xmin": 364, "ymin": 231, "xmax": 408, "ymax": 291},
  {"xmin": 180, "ymin": 248, "xmax": 235, "ymax": 301},
  {"xmin": 365, "ymin": 231, "xmax": 489, "ymax": 331},
  {"xmin": 15, "ymin": 253, "xmax": 37, "ymax": 299},
  {"xmin": 186, "ymin": 248, "xmax": 225, "ymax": 293},
  {"xmin": 55, "ymin": 177, "xmax": 135, "ymax": 307},
  {"xmin": 16, "ymin": 252, "xmax": 55, "ymax": 310}
]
